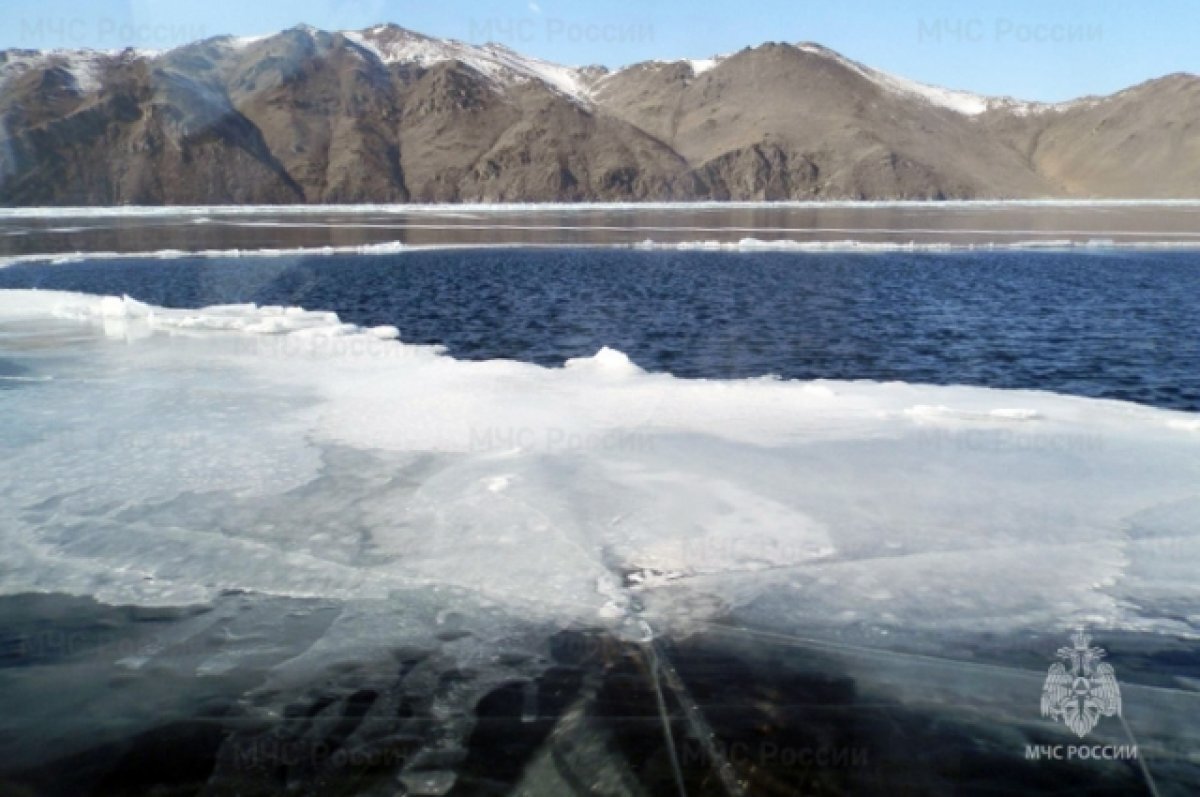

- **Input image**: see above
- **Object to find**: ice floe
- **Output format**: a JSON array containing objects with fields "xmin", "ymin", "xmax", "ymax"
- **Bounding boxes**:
[{"xmin": 1, "ymin": 289, "xmax": 1198, "ymax": 645}]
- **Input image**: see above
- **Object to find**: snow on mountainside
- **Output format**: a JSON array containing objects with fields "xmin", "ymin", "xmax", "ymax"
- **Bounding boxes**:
[
  {"xmin": 337, "ymin": 25, "xmax": 1072, "ymax": 116},
  {"xmin": 793, "ymin": 43, "xmax": 1055, "ymax": 116},
  {"xmin": 345, "ymin": 24, "xmax": 603, "ymax": 103},
  {"xmin": 0, "ymin": 48, "xmax": 149, "ymax": 95},
  {"xmin": 0, "ymin": 25, "xmax": 1071, "ymax": 115},
  {"xmin": 592, "ymin": 42, "xmax": 1068, "ymax": 116},
  {"xmin": 0, "ymin": 51, "xmax": 45, "ymax": 91},
  {"xmin": 685, "ymin": 57, "xmax": 723, "ymax": 76}
]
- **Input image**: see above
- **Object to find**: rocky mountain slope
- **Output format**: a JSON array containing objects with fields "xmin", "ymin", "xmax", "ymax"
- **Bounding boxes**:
[{"xmin": 0, "ymin": 23, "xmax": 1197, "ymax": 204}]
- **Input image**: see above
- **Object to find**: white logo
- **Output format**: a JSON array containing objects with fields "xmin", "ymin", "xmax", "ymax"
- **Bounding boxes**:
[{"xmin": 1040, "ymin": 629, "xmax": 1122, "ymax": 738}]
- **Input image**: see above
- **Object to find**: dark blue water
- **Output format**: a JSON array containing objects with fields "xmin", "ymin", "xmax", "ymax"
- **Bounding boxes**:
[{"xmin": 2, "ymin": 248, "xmax": 1198, "ymax": 410}]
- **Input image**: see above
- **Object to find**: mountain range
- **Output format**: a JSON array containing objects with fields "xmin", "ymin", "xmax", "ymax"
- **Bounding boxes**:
[{"xmin": 1, "ymin": 23, "xmax": 1198, "ymax": 205}]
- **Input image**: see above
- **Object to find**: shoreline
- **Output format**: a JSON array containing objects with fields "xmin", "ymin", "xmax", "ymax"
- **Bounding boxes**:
[{"xmin": 5, "ymin": 198, "xmax": 1200, "ymax": 219}]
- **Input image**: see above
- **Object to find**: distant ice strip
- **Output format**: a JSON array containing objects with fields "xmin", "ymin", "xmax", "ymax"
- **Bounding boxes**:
[
  {"xmin": 1, "ymin": 289, "xmax": 1198, "ymax": 642},
  {"xmin": 5, "ymin": 200, "xmax": 1200, "ymax": 219},
  {"xmin": 6, "ymin": 238, "xmax": 1200, "ymax": 268},
  {"xmin": 216, "ymin": 220, "xmax": 1200, "ymax": 238},
  {"xmin": 630, "ymin": 238, "xmax": 1200, "ymax": 252},
  {"xmin": 0, "ymin": 241, "xmax": 565, "ymax": 268}
]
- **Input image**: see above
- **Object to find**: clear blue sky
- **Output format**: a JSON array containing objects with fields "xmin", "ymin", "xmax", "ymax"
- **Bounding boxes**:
[{"xmin": 4, "ymin": 0, "xmax": 1196, "ymax": 102}]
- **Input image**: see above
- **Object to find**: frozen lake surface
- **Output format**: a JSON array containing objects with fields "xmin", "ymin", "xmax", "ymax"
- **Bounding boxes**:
[{"xmin": 0, "ymin": 204, "xmax": 1197, "ymax": 795}]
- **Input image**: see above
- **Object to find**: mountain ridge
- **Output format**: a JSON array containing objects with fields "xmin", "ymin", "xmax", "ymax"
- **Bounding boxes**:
[{"xmin": 1, "ymin": 23, "xmax": 1197, "ymax": 204}]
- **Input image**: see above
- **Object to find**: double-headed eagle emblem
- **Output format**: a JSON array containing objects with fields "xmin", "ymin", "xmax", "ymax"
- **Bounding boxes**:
[{"xmin": 1040, "ymin": 628, "xmax": 1122, "ymax": 737}]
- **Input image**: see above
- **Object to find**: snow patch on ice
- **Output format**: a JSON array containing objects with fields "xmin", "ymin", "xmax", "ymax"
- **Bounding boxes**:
[
  {"xmin": 904, "ymin": 405, "xmax": 1043, "ymax": 423},
  {"xmin": 564, "ymin": 346, "xmax": 644, "ymax": 378},
  {"xmin": 6, "ymin": 291, "xmax": 410, "ymax": 351}
]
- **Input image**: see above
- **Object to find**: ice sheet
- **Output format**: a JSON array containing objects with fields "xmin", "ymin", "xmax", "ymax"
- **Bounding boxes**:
[{"xmin": 1, "ymin": 289, "xmax": 1198, "ymax": 643}]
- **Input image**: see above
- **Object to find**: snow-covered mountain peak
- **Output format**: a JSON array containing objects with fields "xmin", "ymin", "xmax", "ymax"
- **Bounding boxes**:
[
  {"xmin": 792, "ymin": 42, "xmax": 1056, "ymax": 116},
  {"xmin": 345, "ymin": 25, "xmax": 598, "ymax": 104},
  {"xmin": 0, "ymin": 26, "xmax": 1106, "ymax": 117}
]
